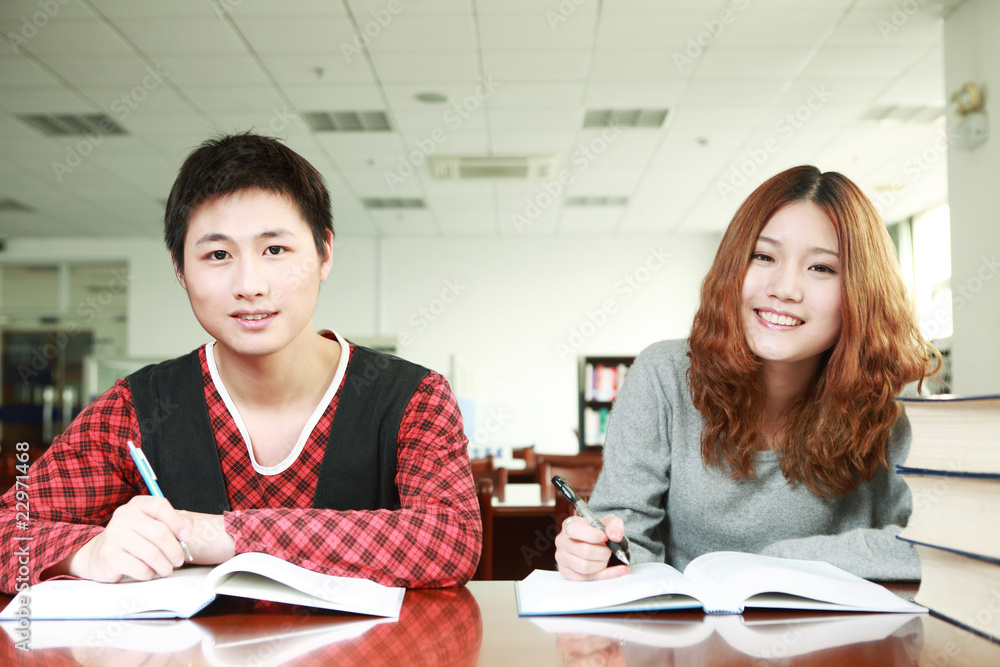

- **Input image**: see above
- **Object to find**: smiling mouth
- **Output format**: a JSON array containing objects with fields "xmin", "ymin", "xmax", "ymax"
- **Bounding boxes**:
[
  {"xmin": 756, "ymin": 310, "xmax": 804, "ymax": 327},
  {"xmin": 234, "ymin": 313, "xmax": 274, "ymax": 321}
]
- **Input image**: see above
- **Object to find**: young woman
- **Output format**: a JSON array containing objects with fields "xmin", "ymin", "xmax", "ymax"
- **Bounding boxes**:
[{"xmin": 555, "ymin": 165, "xmax": 938, "ymax": 582}]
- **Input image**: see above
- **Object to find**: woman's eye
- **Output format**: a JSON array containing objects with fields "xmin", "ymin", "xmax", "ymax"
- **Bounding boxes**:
[
  {"xmin": 811, "ymin": 264, "xmax": 838, "ymax": 274},
  {"xmin": 265, "ymin": 246, "xmax": 284, "ymax": 256},
  {"xmin": 211, "ymin": 250, "xmax": 228, "ymax": 260},
  {"xmin": 751, "ymin": 252, "xmax": 773, "ymax": 262}
]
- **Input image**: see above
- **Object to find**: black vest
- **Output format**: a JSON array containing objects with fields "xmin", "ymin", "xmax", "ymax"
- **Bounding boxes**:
[{"xmin": 126, "ymin": 344, "xmax": 430, "ymax": 514}]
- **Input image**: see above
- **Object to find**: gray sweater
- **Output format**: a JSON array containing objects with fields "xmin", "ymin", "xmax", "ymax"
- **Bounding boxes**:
[{"xmin": 589, "ymin": 339, "xmax": 920, "ymax": 581}]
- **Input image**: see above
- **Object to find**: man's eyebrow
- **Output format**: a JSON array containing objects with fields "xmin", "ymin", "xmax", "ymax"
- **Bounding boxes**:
[
  {"xmin": 194, "ymin": 232, "xmax": 231, "ymax": 246},
  {"xmin": 193, "ymin": 229, "xmax": 293, "ymax": 245},
  {"xmin": 756, "ymin": 235, "xmax": 839, "ymax": 257}
]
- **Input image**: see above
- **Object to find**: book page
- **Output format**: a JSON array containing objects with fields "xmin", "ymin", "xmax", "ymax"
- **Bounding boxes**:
[
  {"xmin": 206, "ymin": 552, "xmax": 404, "ymax": 618},
  {"xmin": 0, "ymin": 567, "xmax": 215, "ymax": 620},
  {"xmin": 683, "ymin": 552, "xmax": 923, "ymax": 613},
  {"xmin": 516, "ymin": 562, "xmax": 707, "ymax": 615}
]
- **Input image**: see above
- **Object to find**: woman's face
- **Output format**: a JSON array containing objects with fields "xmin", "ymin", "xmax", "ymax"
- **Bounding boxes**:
[{"xmin": 741, "ymin": 201, "xmax": 843, "ymax": 373}]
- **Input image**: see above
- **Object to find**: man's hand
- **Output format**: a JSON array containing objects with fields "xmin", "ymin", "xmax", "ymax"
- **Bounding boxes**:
[
  {"xmin": 178, "ymin": 510, "xmax": 236, "ymax": 565},
  {"xmin": 554, "ymin": 514, "xmax": 630, "ymax": 581},
  {"xmin": 50, "ymin": 496, "xmax": 194, "ymax": 583}
]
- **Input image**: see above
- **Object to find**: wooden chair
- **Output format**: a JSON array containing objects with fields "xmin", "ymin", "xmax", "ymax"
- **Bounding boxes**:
[
  {"xmin": 470, "ymin": 456, "xmax": 507, "ymax": 502},
  {"xmin": 535, "ymin": 451, "xmax": 603, "ymax": 503},
  {"xmin": 508, "ymin": 445, "xmax": 538, "ymax": 483},
  {"xmin": 474, "ymin": 478, "xmax": 495, "ymax": 580},
  {"xmin": 536, "ymin": 451, "xmax": 603, "ymax": 526}
]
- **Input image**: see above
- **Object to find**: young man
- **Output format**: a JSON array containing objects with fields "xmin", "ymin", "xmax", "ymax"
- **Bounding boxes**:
[{"xmin": 0, "ymin": 133, "xmax": 481, "ymax": 590}]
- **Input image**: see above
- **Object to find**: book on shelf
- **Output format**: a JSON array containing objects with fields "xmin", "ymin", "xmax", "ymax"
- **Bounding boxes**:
[
  {"xmin": 897, "ymin": 471, "xmax": 1000, "ymax": 561},
  {"xmin": 0, "ymin": 552, "xmax": 404, "ymax": 620},
  {"xmin": 896, "ymin": 395, "xmax": 1000, "ymax": 474},
  {"xmin": 530, "ymin": 612, "xmax": 921, "ymax": 660},
  {"xmin": 900, "ymin": 541, "xmax": 1000, "ymax": 643},
  {"xmin": 583, "ymin": 406, "xmax": 610, "ymax": 446},
  {"xmin": 514, "ymin": 552, "xmax": 924, "ymax": 616}
]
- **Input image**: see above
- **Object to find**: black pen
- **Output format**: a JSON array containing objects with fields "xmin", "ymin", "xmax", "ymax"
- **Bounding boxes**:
[{"xmin": 552, "ymin": 475, "xmax": 630, "ymax": 566}]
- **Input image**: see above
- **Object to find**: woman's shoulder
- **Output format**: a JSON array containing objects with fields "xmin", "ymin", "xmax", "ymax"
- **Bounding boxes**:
[
  {"xmin": 627, "ymin": 339, "xmax": 692, "ymax": 389},
  {"xmin": 635, "ymin": 338, "xmax": 691, "ymax": 369}
]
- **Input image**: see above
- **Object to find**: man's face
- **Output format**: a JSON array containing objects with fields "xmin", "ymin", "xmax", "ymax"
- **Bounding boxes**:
[{"xmin": 176, "ymin": 188, "xmax": 331, "ymax": 361}]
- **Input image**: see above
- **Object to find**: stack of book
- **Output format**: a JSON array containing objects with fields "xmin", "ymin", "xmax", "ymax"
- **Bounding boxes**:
[{"xmin": 896, "ymin": 395, "xmax": 1000, "ymax": 646}]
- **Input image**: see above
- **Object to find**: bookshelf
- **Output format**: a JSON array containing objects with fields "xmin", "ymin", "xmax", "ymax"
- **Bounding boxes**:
[{"xmin": 578, "ymin": 355, "xmax": 635, "ymax": 451}]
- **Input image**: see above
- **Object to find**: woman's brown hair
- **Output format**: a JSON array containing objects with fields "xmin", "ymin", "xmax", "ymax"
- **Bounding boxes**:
[{"xmin": 688, "ymin": 165, "xmax": 938, "ymax": 497}]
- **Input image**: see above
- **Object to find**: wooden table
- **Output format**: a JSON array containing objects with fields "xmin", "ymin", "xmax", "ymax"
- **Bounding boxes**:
[{"xmin": 3, "ymin": 582, "xmax": 998, "ymax": 665}]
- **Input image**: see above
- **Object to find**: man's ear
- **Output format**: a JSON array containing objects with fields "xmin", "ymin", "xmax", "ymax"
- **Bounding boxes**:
[
  {"xmin": 319, "ymin": 230, "xmax": 334, "ymax": 281},
  {"xmin": 174, "ymin": 260, "xmax": 187, "ymax": 290}
]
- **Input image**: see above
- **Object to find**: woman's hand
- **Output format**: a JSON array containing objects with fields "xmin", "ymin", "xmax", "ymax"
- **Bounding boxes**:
[{"xmin": 554, "ymin": 513, "xmax": 630, "ymax": 581}]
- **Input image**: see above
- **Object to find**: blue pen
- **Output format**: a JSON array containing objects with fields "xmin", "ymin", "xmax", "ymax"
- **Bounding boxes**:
[{"xmin": 127, "ymin": 440, "xmax": 193, "ymax": 562}]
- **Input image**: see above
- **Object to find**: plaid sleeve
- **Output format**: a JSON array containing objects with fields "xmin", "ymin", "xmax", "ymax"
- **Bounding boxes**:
[
  {"xmin": 224, "ymin": 372, "xmax": 482, "ymax": 588},
  {"xmin": 0, "ymin": 381, "xmax": 146, "ymax": 593}
]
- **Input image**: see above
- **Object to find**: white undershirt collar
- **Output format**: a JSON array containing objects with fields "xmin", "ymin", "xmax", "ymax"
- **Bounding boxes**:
[{"xmin": 205, "ymin": 330, "xmax": 350, "ymax": 475}]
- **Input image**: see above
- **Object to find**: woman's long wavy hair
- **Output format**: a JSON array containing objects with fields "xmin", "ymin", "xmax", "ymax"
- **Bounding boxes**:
[{"xmin": 688, "ymin": 165, "xmax": 939, "ymax": 498}]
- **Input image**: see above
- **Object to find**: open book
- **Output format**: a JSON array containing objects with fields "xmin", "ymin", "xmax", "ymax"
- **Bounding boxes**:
[
  {"xmin": 515, "ymin": 552, "xmax": 924, "ymax": 615},
  {"xmin": 1, "ymin": 552, "xmax": 404, "ymax": 620}
]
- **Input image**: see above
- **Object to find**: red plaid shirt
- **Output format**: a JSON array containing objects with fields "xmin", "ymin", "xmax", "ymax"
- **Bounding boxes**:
[{"xmin": 0, "ymin": 343, "xmax": 481, "ymax": 593}]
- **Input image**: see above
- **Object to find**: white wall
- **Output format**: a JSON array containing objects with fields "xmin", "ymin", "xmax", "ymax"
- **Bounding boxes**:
[
  {"xmin": 2, "ymin": 232, "xmax": 720, "ymax": 454},
  {"xmin": 943, "ymin": 0, "xmax": 1000, "ymax": 395}
]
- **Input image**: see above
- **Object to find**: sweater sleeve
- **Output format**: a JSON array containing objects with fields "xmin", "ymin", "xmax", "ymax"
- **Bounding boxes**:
[
  {"xmin": 758, "ymin": 413, "xmax": 921, "ymax": 581},
  {"xmin": 588, "ymin": 347, "xmax": 674, "ymax": 565}
]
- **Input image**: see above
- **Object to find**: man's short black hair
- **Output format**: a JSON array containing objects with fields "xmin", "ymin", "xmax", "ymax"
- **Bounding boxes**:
[{"xmin": 164, "ymin": 132, "xmax": 334, "ymax": 272}]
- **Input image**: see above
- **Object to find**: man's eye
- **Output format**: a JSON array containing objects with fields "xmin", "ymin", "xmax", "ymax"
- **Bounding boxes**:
[
  {"xmin": 211, "ymin": 250, "xmax": 228, "ymax": 260},
  {"xmin": 265, "ymin": 246, "xmax": 284, "ymax": 255}
]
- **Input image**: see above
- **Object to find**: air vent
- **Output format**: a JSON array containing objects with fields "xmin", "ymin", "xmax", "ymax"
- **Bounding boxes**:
[
  {"xmin": 19, "ymin": 113, "xmax": 127, "ymax": 136},
  {"xmin": 0, "ymin": 198, "xmax": 34, "ymax": 213},
  {"xmin": 861, "ymin": 105, "xmax": 945, "ymax": 125},
  {"xmin": 429, "ymin": 155, "xmax": 559, "ymax": 180},
  {"xmin": 565, "ymin": 196, "xmax": 629, "ymax": 207},
  {"xmin": 303, "ymin": 111, "xmax": 391, "ymax": 132},
  {"xmin": 362, "ymin": 198, "xmax": 425, "ymax": 209},
  {"xmin": 584, "ymin": 109, "xmax": 668, "ymax": 128}
]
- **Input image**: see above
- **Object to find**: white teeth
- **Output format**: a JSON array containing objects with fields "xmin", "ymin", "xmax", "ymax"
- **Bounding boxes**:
[
  {"xmin": 758, "ymin": 310, "xmax": 802, "ymax": 326},
  {"xmin": 241, "ymin": 314, "xmax": 268, "ymax": 321}
]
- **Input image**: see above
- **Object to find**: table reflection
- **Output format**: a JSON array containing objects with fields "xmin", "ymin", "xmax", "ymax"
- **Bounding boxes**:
[
  {"xmin": 540, "ymin": 612, "xmax": 925, "ymax": 666},
  {"xmin": 1, "ymin": 587, "xmax": 482, "ymax": 666}
]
